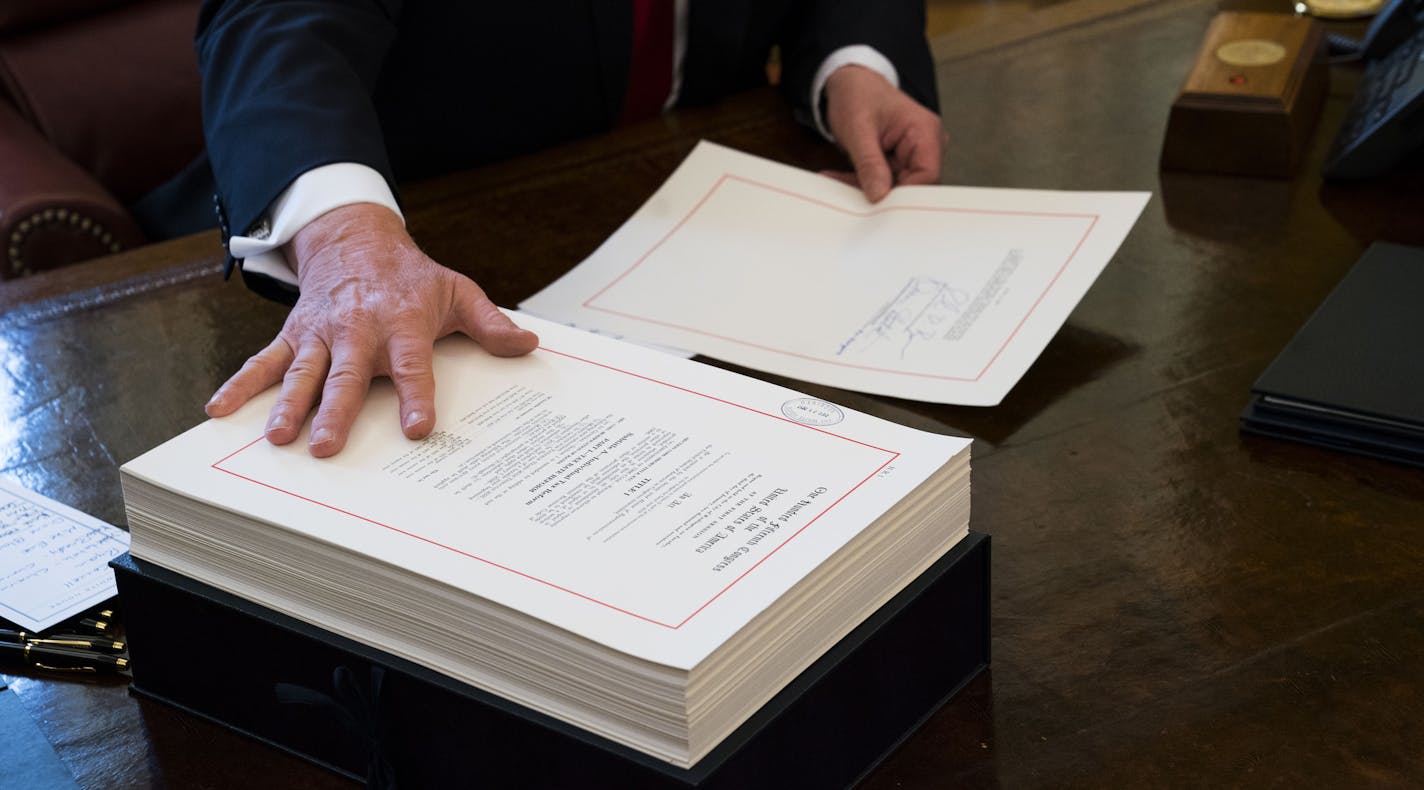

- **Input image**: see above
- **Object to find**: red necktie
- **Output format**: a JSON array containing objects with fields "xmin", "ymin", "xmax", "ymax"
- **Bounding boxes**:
[{"xmin": 620, "ymin": 0, "xmax": 674, "ymax": 124}]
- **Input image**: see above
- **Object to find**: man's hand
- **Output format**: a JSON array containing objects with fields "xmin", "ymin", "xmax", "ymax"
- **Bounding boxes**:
[
  {"xmin": 204, "ymin": 203, "xmax": 538, "ymax": 457},
  {"xmin": 823, "ymin": 64, "xmax": 945, "ymax": 202}
]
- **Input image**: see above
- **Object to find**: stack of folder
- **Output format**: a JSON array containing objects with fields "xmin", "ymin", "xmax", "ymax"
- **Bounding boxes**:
[{"xmin": 1242, "ymin": 242, "xmax": 1424, "ymax": 467}]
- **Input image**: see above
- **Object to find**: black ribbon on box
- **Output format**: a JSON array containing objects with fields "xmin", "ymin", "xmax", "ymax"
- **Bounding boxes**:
[{"xmin": 276, "ymin": 665, "xmax": 395, "ymax": 790}]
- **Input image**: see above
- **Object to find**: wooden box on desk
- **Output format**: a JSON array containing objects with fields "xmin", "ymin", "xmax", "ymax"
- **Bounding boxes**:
[
  {"xmin": 111, "ymin": 532, "xmax": 990, "ymax": 789},
  {"xmin": 1161, "ymin": 12, "xmax": 1327, "ymax": 177}
]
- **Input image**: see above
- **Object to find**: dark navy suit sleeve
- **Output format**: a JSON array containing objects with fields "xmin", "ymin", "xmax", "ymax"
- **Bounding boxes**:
[
  {"xmin": 776, "ymin": 0, "xmax": 938, "ymax": 120},
  {"xmin": 196, "ymin": 0, "xmax": 403, "ymax": 242}
]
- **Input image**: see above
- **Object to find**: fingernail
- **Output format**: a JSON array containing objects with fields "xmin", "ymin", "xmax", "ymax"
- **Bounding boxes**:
[
  {"xmin": 310, "ymin": 427, "xmax": 333, "ymax": 447},
  {"xmin": 266, "ymin": 415, "xmax": 290, "ymax": 434},
  {"xmin": 403, "ymin": 411, "xmax": 425, "ymax": 431},
  {"xmin": 206, "ymin": 392, "xmax": 225, "ymax": 409}
]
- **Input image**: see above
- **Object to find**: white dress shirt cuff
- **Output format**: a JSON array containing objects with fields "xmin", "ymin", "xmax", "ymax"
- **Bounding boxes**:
[
  {"xmin": 227, "ymin": 162, "xmax": 402, "ymax": 287},
  {"xmin": 810, "ymin": 45, "xmax": 900, "ymax": 142}
]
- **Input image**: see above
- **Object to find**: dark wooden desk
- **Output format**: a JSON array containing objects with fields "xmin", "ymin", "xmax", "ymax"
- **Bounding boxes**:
[{"xmin": 4, "ymin": 1, "xmax": 1423, "ymax": 785}]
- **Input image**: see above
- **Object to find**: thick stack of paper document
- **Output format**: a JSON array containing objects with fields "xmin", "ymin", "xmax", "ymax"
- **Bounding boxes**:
[{"xmin": 121, "ymin": 313, "xmax": 970, "ymax": 768}]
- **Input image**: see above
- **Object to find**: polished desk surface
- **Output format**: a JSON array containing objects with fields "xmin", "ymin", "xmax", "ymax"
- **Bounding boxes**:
[{"xmin": 4, "ymin": 0, "xmax": 1424, "ymax": 786}]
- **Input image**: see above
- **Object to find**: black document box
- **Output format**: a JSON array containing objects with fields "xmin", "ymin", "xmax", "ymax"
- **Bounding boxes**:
[{"xmin": 112, "ymin": 532, "xmax": 989, "ymax": 788}]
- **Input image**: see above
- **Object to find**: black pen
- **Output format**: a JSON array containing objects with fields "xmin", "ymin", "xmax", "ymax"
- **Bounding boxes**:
[
  {"xmin": 0, "ymin": 629, "xmax": 124, "ymax": 652},
  {"xmin": 0, "ymin": 641, "xmax": 129, "ymax": 674},
  {"xmin": 74, "ymin": 616, "xmax": 114, "ymax": 635},
  {"xmin": 30, "ymin": 634, "xmax": 127, "ymax": 653},
  {"xmin": 1, "ymin": 628, "xmax": 125, "ymax": 652}
]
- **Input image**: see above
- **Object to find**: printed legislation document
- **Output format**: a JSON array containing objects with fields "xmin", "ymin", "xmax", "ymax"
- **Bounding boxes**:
[
  {"xmin": 122, "ymin": 312, "xmax": 971, "ymax": 767},
  {"xmin": 522, "ymin": 141, "xmax": 1150, "ymax": 405}
]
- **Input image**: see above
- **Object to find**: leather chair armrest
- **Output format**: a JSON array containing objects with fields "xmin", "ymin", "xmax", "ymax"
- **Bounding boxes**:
[
  {"xmin": 0, "ymin": 0, "xmax": 203, "ymax": 204},
  {"xmin": 0, "ymin": 100, "xmax": 144, "ymax": 279}
]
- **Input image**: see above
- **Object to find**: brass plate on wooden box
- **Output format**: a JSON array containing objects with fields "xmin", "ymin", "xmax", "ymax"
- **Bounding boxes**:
[
  {"xmin": 1299, "ymin": 0, "xmax": 1383, "ymax": 20},
  {"xmin": 1160, "ymin": 12, "xmax": 1328, "ymax": 178}
]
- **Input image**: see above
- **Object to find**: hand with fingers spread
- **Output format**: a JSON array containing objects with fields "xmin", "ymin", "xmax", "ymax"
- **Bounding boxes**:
[
  {"xmin": 822, "ymin": 64, "xmax": 945, "ymax": 203},
  {"xmin": 204, "ymin": 203, "xmax": 539, "ymax": 457}
]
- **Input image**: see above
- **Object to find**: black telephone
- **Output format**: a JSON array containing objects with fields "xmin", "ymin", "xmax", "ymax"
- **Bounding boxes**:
[
  {"xmin": 1357, "ymin": 0, "xmax": 1424, "ymax": 58},
  {"xmin": 1322, "ymin": 0, "xmax": 1424, "ymax": 178}
]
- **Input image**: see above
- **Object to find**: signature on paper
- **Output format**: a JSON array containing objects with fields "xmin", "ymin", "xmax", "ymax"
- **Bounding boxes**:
[{"xmin": 837, "ymin": 249, "xmax": 1022, "ymax": 359}]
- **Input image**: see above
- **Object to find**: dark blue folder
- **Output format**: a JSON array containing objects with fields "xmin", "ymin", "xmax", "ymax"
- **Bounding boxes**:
[{"xmin": 1242, "ymin": 242, "xmax": 1424, "ymax": 467}]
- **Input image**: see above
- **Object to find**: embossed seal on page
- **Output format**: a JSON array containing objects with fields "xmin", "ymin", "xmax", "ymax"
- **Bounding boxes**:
[{"xmin": 781, "ymin": 397, "xmax": 845, "ymax": 426}]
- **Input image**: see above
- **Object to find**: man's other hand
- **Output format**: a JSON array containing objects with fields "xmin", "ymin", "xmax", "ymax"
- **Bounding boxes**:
[
  {"xmin": 204, "ymin": 203, "xmax": 539, "ymax": 457},
  {"xmin": 823, "ymin": 64, "xmax": 945, "ymax": 202}
]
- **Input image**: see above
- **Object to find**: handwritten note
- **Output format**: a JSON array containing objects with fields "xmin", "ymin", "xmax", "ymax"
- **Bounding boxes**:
[{"xmin": 0, "ymin": 477, "xmax": 129, "ymax": 632}]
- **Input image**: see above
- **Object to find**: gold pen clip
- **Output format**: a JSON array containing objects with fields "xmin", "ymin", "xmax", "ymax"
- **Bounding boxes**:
[
  {"xmin": 36, "ymin": 638, "xmax": 95, "ymax": 649},
  {"xmin": 32, "ymin": 662, "xmax": 97, "ymax": 674}
]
